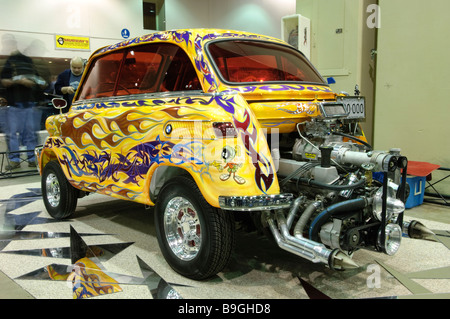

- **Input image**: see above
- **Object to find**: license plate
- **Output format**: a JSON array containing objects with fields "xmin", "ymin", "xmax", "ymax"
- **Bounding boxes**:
[{"xmin": 338, "ymin": 96, "xmax": 366, "ymax": 119}]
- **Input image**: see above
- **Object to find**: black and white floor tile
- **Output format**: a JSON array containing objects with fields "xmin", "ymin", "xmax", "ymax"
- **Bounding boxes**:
[{"xmin": 0, "ymin": 177, "xmax": 449, "ymax": 299}]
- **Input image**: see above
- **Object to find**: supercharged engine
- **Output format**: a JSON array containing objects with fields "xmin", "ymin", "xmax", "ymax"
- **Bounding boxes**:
[{"xmin": 260, "ymin": 98, "xmax": 430, "ymax": 270}]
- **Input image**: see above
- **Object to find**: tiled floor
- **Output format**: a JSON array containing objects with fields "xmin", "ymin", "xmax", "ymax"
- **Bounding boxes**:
[{"xmin": 0, "ymin": 174, "xmax": 449, "ymax": 299}]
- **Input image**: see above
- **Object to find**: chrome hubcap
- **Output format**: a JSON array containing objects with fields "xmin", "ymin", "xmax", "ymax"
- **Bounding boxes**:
[
  {"xmin": 164, "ymin": 197, "xmax": 202, "ymax": 261},
  {"xmin": 46, "ymin": 173, "xmax": 60, "ymax": 207}
]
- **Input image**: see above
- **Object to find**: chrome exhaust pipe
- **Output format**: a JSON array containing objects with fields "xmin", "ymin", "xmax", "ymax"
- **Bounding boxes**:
[
  {"xmin": 265, "ymin": 209, "xmax": 359, "ymax": 270},
  {"xmin": 267, "ymin": 216, "xmax": 316, "ymax": 262},
  {"xmin": 276, "ymin": 210, "xmax": 331, "ymax": 265}
]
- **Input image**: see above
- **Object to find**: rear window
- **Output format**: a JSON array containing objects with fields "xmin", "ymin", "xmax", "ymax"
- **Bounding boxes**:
[
  {"xmin": 207, "ymin": 40, "xmax": 325, "ymax": 84},
  {"xmin": 77, "ymin": 43, "xmax": 201, "ymax": 101}
]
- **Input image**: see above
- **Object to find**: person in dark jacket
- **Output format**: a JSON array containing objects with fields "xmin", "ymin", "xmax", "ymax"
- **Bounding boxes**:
[
  {"xmin": 54, "ymin": 57, "xmax": 84, "ymax": 110},
  {"xmin": 0, "ymin": 41, "xmax": 46, "ymax": 169}
]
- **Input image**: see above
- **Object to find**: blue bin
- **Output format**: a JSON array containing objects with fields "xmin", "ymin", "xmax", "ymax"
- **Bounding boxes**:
[
  {"xmin": 405, "ymin": 175, "xmax": 426, "ymax": 209},
  {"xmin": 372, "ymin": 172, "xmax": 384, "ymax": 183}
]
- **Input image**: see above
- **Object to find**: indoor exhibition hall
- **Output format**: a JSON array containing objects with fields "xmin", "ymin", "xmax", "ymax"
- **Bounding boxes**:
[{"xmin": 0, "ymin": 0, "xmax": 448, "ymax": 302}]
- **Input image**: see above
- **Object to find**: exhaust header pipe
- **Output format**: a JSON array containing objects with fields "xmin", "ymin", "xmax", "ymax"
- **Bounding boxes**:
[{"xmin": 265, "ymin": 210, "xmax": 359, "ymax": 270}]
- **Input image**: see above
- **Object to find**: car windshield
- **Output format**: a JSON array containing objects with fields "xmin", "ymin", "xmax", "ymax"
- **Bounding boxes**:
[{"xmin": 208, "ymin": 40, "xmax": 325, "ymax": 85}]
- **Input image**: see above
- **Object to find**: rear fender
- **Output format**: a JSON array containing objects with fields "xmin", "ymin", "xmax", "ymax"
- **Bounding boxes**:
[
  {"xmin": 193, "ymin": 93, "xmax": 280, "ymax": 206},
  {"xmin": 145, "ymin": 93, "xmax": 280, "ymax": 208}
]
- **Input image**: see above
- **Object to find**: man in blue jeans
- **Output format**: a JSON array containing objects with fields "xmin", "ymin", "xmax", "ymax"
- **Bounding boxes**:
[{"xmin": 0, "ymin": 43, "xmax": 45, "ymax": 170}]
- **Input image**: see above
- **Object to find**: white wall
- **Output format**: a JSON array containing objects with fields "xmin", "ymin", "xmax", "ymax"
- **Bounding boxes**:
[
  {"xmin": 296, "ymin": 0, "xmax": 377, "ymax": 145},
  {"xmin": 0, "ymin": 0, "xmax": 148, "ymax": 59},
  {"xmin": 164, "ymin": 0, "xmax": 210, "ymax": 30},
  {"xmin": 1, "ymin": 0, "xmax": 296, "ymax": 59},
  {"xmin": 374, "ymin": 0, "xmax": 450, "ymax": 194},
  {"xmin": 165, "ymin": 0, "xmax": 296, "ymax": 39}
]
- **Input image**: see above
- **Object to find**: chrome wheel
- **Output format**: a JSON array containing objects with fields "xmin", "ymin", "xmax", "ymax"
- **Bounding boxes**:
[
  {"xmin": 46, "ymin": 173, "xmax": 61, "ymax": 207},
  {"xmin": 164, "ymin": 196, "xmax": 202, "ymax": 261},
  {"xmin": 155, "ymin": 176, "xmax": 235, "ymax": 279},
  {"xmin": 42, "ymin": 161, "xmax": 78, "ymax": 219}
]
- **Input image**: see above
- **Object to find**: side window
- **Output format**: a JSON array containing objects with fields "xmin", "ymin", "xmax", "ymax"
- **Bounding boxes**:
[
  {"xmin": 159, "ymin": 47, "xmax": 202, "ymax": 92},
  {"xmin": 116, "ymin": 47, "xmax": 163, "ymax": 96},
  {"xmin": 77, "ymin": 43, "xmax": 202, "ymax": 101},
  {"xmin": 77, "ymin": 51, "xmax": 124, "ymax": 100},
  {"xmin": 118, "ymin": 43, "xmax": 202, "ymax": 95}
]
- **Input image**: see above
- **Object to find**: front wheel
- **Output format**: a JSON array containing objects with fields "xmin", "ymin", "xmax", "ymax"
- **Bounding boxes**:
[
  {"xmin": 41, "ymin": 160, "xmax": 78, "ymax": 219},
  {"xmin": 154, "ymin": 176, "xmax": 235, "ymax": 280}
]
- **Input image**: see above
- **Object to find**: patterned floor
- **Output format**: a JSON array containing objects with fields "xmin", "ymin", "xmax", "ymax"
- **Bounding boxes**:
[{"xmin": 0, "ymin": 175, "xmax": 449, "ymax": 299}]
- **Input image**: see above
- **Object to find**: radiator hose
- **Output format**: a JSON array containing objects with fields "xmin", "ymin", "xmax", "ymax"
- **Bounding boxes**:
[{"xmin": 309, "ymin": 198, "xmax": 368, "ymax": 241}]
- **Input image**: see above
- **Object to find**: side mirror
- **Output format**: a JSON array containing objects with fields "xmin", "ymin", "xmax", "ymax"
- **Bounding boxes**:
[{"xmin": 52, "ymin": 98, "xmax": 67, "ymax": 114}]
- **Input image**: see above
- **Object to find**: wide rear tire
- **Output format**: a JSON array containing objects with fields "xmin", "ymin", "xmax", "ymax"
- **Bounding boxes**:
[{"xmin": 155, "ymin": 176, "xmax": 235, "ymax": 280}]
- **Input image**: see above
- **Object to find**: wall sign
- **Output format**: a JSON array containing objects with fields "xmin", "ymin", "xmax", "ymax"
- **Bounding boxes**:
[
  {"xmin": 55, "ymin": 35, "xmax": 90, "ymax": 51},
  {"xmin": 121, "ymin": 29, "xmax": 130, "ymax": 39}
]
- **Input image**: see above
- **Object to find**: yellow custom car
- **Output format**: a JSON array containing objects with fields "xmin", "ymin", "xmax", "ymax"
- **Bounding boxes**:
[{"xmin": 36, "ymin": 29, "xmax": 426, "ymax": 280}]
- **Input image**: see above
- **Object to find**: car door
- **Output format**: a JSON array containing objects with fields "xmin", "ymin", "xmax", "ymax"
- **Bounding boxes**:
[{"xmin": 63, "ymin": 43, "xmax": 203, "ymax": 204}]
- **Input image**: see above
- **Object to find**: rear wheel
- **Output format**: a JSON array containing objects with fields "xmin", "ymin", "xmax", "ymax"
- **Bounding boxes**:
[
  {"xmin": 42, "ymin": 160, "xmax": 78, "ymax": 219},
  {"xmin": 155, "ymin": 176, "xmax": 235, "ymax": 280}
]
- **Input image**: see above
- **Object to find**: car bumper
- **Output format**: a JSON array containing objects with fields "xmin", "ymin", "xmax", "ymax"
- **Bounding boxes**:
[{"xmin": 219, "ymin": 193, "xmax": 293, "ymax": 211}]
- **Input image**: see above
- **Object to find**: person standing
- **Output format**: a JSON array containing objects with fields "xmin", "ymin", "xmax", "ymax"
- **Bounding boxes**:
[
  {"xmin": 55, "ymin": 57, "xmax": 84, "ymax": 110},
  {"xmin": 0, "ymin": 37, "xmax": 46, "ymax": 170}
]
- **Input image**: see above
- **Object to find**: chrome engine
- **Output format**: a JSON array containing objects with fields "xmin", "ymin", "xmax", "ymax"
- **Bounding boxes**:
[{"xmin": 262, "ymin": 100, "xmax": 430, "ymax": 270}]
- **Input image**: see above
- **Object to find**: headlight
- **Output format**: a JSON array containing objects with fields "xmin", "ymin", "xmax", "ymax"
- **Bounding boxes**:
[
  {"xmin": 372, "ymin": 182, "xmax": 405, "ymax": 221},
  {"xmin": 377, "ymin": 223, "xmax": 402, "ymax": 255}
]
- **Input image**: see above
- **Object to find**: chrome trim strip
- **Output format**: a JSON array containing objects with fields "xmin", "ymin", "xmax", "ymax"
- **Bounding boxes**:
[
  {"xmin": 34, "ymin": 145, "xmax": 43, "ymax": 172},
  {"xmin": 219, "ymin": 193, "xmax": 293, "ymax": 211},
  {"xmin": 71, "ymin": 90, "xmax": 210, "ymax": 107}
]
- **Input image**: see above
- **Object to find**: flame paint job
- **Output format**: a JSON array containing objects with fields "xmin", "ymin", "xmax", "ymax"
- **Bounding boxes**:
[{"xmin": 40, "ymin": 29, "xmax": 336, "ymax": 208}]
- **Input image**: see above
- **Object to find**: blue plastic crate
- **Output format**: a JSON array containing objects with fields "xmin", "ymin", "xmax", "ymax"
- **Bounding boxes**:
[
  {"xmin": 405, "ymin": 175, "xmax": 426, "ymax": 209},
  {"xmin": 372, "ymin": 172, "xmax": 384, "ymax": 183}
]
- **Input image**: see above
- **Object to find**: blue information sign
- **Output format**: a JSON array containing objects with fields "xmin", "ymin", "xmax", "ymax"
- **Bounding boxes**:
[{"xmin": 121, "ymin": 29, "xmax": 130, "ymax": 39}]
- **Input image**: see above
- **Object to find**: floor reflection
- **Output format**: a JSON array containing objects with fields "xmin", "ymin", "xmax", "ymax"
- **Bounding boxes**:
[
  {"xmin": 0, "ymin": 242, "xmax": 134, "ymax": 260},
  {"xmin": 13, "ymin": 226, "xmax": 187, "ymax": 299},
  {"xmin": 0, "ymin": 188, "xmax": 57, "ymax": 233},
  {"xmin": 0, "ymin": 230, "xmax": 109, "ymax": 241},
  {"xmin": 71, "ymin": 257, "xmax": 123, "ymax": 298},
  {"xmin": 0, "ymin": 188, "xmax": 188, "ymax": 298}
]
